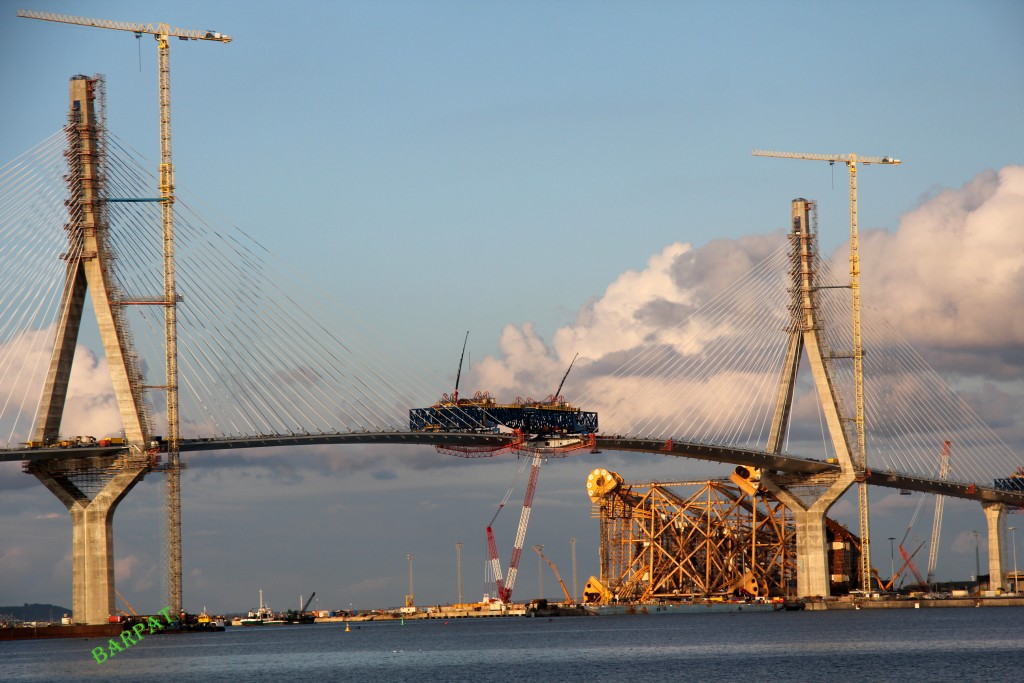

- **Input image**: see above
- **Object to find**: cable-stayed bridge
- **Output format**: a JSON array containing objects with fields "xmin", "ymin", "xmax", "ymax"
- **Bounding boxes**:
[{"xmin": 2, "ymin": 76, "xmax": 1022, "ymax": 623}]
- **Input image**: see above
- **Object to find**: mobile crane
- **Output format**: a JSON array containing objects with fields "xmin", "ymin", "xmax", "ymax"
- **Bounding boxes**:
[{"xmin": 532, "ymin": 545, "xmax": 574, "ymax": 604}]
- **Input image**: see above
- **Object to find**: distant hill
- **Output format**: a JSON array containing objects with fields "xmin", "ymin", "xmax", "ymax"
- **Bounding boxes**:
[{"xmin": 0, "ymin": 603, "xmax": 72, "ymax": 622}]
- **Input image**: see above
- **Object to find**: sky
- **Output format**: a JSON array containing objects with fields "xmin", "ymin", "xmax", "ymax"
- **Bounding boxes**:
[{"xmin": 1, "ymin": 0, "xmax": 1023, "ymax": 615}]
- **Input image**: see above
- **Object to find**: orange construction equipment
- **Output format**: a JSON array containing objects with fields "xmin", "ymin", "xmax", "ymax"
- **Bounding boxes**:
[{"xmin": 532, "ymin": 545, "xmax": 574, "ymax": 604}]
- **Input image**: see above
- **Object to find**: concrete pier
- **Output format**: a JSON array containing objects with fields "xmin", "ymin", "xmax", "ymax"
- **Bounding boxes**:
[
  {"xmin": 32, "ymin": 463, "xmax": 147, "ymax": 625},
  {"xmin": 983, "ymin": 502, "xmax": 1006, "ymax": 590}
]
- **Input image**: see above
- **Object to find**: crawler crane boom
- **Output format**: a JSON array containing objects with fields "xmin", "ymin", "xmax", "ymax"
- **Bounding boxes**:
[
  {"xmin": 487, "ymin": 455, "xmax": 543, "ymax": 603},
  {"xmin": 532, "ymin": 545, "xmax": 574, "ymax": 604}
]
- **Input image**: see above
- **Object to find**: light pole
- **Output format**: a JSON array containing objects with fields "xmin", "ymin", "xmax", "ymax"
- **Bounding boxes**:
[
  {"xmin": 537, "ymin": 544, "xmax": 544, "ymax": 599},
  {"xmin": 1010, "ymin": 527, "xmax": 1018, "ymax": 594},
  {"xmin": 570, "ymin": 537, "xmax": 577, "ymax": 604},
  {"xmin": 888, "ymin": 537, "xmax": 895, "ymax": 589},
  {"xmin": 407, "ymin": 553, "xmax": 415, "ymax": 607},
  {"xmin": 972, "ymin": 531, "xmax": 980, "ymax": 589},
  {"xmin": 456, "ymin": 542, "xmax": 464, "ymax": 605}
]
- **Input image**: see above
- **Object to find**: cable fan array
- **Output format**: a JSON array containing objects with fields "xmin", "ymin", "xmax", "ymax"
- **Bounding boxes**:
[
  {"xmin": 811, "ymin": 259, "xmax": 1020, "ymax": 488},
  {"xmin": 1, "ymin": 129, "xmax": 1019, "ymax": 489},
  {"xmin": 0, "ymin": 131, "xmax": 451, "ymax": 446},
  {"xmin": 574, "ymin": 242, "xmax": 794, "ymax": 449}
]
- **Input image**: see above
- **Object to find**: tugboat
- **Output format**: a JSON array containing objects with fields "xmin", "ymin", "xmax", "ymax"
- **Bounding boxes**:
[{"xmin": 197, "ymin": 608, "xmax": 228, "ymax": 629}]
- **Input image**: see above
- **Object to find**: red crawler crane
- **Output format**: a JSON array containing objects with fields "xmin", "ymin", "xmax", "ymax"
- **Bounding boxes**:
[
  {"xmin": 899, "ymin": 542, "xmax": 928, "ymax": 590},
  {"xmin": 486, "ymin": 455, "xmax": 543, "ymax": 604}
]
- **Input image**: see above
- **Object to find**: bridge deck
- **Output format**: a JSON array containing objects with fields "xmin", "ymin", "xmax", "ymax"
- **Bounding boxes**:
[{"xmin": 4, "ymin": 433, "xmax": 1023, "ymax": 507}]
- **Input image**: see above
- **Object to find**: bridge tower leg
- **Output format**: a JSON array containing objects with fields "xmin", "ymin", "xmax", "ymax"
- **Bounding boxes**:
[
  {"xmin": 760, "ymin": 198, "xmax": 858, "ymax": 598},
  {"xmin": 983, "ymin": 502, "xmax": 1006, "ymax": 591},
  {"xmin": 26, "ymin": 75, "xmax": 155, "ymax": 624}
]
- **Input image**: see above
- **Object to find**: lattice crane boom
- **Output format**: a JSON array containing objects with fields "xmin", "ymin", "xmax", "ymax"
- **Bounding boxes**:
[
  {"xmin": 487, "ymin": 455, "xmax": 543, "ymax": 603},
  {"xmin": 16, "ymin": 10, "xmax": 232, "ymax": 42},
  {"xmin": 752, "ymin": 150, "xmax": 900, "ymax": 166},
  {"xmin": 503, "ymin": 455, "xmax": 542, "ymax": 602},
  {"xmin": 532, "ymin": 545, "xmax": 574, "ymax": 604},
  {"xmin": 899, "ymin": 542, "xmax": 927, "ymax": 589},
  {"xmin": 18, "ymin": 7, "xmax": 231, "ymax": 620},
  {"xmin": 753, "ymin": 147, "xmax": 901, "ymax": 593}
]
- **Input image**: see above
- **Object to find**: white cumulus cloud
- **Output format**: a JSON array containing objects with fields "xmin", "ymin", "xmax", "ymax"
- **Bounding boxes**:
[{"xmin": 470, "ymin": 166, "xmax": 1024, "ymax": 452}]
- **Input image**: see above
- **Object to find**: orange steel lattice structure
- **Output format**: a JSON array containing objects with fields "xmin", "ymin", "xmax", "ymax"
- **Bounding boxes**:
[{"xmin": 587, "ymin": 469, "xmax": 795, "ymax": 601}]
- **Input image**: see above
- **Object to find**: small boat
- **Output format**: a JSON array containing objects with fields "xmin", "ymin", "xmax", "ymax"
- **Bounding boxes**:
[
  {"xmin": 198, "ymin": 608, "xmax": 228, "ymax": 628},
  {"xmin": 239, "ymin": 590, "xmax": 286, "ymax": 625}
]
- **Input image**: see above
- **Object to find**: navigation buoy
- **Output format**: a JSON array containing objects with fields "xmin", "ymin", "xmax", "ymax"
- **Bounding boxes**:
[{"xmin": 345, "ymin": 622, "xmax": 351, "ymax": 632}]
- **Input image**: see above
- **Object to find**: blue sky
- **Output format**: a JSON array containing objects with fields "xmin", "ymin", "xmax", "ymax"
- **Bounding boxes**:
[{"xmin": 1, "ymin": 0, "xmax": 1023, "ymax": 614}]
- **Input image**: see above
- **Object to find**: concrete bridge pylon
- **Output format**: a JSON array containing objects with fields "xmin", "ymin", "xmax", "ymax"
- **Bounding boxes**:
[
  {"xmin": 759, "ymin": 198, "xmax": 859, "ymax": 598},
  {"xmin": 28, "ymin": 75, "xmax": 156, "ymax": 624}
]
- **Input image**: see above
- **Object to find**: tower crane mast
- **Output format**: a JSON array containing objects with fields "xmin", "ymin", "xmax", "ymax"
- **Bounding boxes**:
[
  {"xmin": 17, "ymin": 8, "xmax": 231, "ymax": 619},
  {"xmin": 752, "ymin": 148, "xmax": 901, "ymax": 592},
  {"xmin": 927, "ymin": 441, "xmax": 952, "ymax": 587}
]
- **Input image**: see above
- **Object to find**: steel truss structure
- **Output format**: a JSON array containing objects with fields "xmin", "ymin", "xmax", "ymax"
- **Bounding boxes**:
[{"xmin": 588, "ymin": 469, "xmax": 795, "ymax": 601}]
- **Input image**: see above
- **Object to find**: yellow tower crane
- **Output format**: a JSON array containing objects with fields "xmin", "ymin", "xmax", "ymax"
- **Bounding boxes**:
[
  {"xmin": 752, "ymin": 149, "xmax": 901, "ymax": 592},
  {"xmin": 17, "ymin": 9, "xmax": 232, "ymax": 618}
]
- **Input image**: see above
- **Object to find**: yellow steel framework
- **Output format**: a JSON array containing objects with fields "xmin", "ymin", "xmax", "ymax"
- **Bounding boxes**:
[
  {"xmin": 586, "ymin": 468, "xmax": 795, "ymax": 601},
  {"xmin": 18, "ymin": 9, "xmax": 231, "ymax": 617},
  {"xmin": 752, "ymin": 149, "xmax": 901, "ymax": 592}
]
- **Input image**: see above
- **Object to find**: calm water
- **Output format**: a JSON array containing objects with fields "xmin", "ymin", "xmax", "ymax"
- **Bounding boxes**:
[{"xmin": 3, "ymin": 608, "xmax": 1024, "ymax": 682}]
